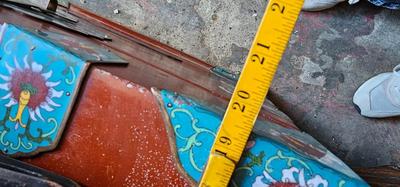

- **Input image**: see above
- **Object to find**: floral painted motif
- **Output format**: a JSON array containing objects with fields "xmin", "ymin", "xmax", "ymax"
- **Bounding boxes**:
[
  {"xmin": 233, "ymin": 136, "xmax": 368, "ymax": 187},
  {"xmin": 0, "ymin": 24, "xmax": 86, "ymax": 156},
  {"xmin": 160, "ymin": 90, "xmax": 369, "ymax": 186},
  {"xmin": 161, "ymin": 90, "xmax": 220, "ymax": 181},
  {"xmin": 253, "ymin": 167, "xmax": 328, "ymax": 187},
  {"xmin": 1, "ymin": 55, "xmax": 63, "ymax": 129}
]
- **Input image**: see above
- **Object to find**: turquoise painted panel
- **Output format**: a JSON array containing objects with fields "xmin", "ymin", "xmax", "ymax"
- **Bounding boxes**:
[
  {"xmin": 161, "ymin": 90, "xmax": 220, "ymax": 180},
  {"xmin": 160, "ymin": 90, "xmax": 369, "ymax": 186},
  {"xmin": 233, "ymin": 136, "xmax": 368, "ymax": 186},
  {"xmin": 0, "ymin": 24, "xmax": 85, "ymax": 156}
]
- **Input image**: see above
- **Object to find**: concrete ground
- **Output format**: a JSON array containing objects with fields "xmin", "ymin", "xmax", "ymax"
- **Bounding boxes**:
[
  {"xmin": 63, "ymin": 0, "xmax": 267, "ymax": 73},
  {"xmin": 22, "ymin": 0, "xmax": 400, "ymax": 168}
]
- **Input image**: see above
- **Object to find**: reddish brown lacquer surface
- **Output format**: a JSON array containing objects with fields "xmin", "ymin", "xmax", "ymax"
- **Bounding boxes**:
[{"xmin": 24, "ymin": 68, "xmax": 191, "ymax": 186}]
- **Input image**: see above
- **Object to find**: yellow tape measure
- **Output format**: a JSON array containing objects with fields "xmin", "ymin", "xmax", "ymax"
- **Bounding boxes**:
[{"xmin": 199, "ymin": 0, "xmax": 304, "ymax": 186}]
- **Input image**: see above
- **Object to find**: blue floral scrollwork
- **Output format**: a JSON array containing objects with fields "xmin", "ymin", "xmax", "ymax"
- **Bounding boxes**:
[
  {"xmin": 161, "ymin": 90, "xmax": 221, "ymax": 181},
  {"xmin": 171, "ymin": 108, "xmax": 216, "ymax": 172}
]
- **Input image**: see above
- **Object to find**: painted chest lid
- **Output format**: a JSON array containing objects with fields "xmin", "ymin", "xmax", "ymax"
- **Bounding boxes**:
[{"xmin": 0, "ymin": 23, "xmax": 125, "ymax": 157}]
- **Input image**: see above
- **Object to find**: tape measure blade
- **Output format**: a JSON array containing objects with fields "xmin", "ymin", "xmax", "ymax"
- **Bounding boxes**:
[
  {"xmin": 200, "ymin": 0, "xmax": 304, "ymax": 186},
  {"xmin": 199, "ymin": 154, "xmax": 235, "ymax": 187}
]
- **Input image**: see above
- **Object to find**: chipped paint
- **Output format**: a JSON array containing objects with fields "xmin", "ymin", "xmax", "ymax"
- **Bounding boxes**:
[
  {"xmin": 316, "ymin": 28, "xmax": 341, "ymax": 56},
  {"xmin": 355, "ymin": 12, "xmax": 400, "ymax": 58},
  {"xmin": 292, "ymin": 56, "xmax": 326, "ymax": 86}
]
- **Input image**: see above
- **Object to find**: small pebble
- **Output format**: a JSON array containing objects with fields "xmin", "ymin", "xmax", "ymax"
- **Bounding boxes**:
[{"xmin": 113, "ymin": 9, "xmax": 120, "ymax": 14}]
